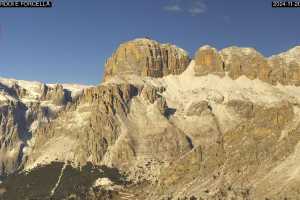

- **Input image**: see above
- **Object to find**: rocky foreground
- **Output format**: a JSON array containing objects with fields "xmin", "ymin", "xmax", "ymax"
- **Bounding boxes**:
[{"xmin": 1, "ymin": 38, "xmax": 300, "ymax": 199}]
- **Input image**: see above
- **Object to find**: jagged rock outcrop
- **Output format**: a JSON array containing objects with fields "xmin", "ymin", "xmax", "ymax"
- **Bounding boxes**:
[
  {"xmin": 140, "ymin": 85, "xmax": 165, "ymax": 104},
  {"xmin": 140, "ymin": 85, "xmax": 167, "ymax": 114},
  {"xmin": 103, "ymin": 38, "xmax": 190, "ymax": 81},
  {"xmin": 40, "ymin": 84, "xmax": 70, "ymax": 106},
  {"xmin": 0, "ymin": 83, "xmax": 27, "ymax": 99}
]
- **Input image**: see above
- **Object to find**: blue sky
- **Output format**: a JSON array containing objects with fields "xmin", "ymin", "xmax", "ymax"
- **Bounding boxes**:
[{"xmin": 0, "ymin": 0, "xmax": 299, "ymax": 85}]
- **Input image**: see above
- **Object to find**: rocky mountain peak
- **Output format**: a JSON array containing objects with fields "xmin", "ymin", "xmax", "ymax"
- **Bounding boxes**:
[
  {"xmin": 193, "ymin": 45, "xmax": 300, "ymax": 85},
  {"xmin": 103, "ymin": 38, "xmax": 190, "ymax": 81}
]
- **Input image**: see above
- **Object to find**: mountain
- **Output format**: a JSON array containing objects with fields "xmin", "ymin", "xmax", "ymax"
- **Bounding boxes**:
[
  {"xmin": 1, "ymin": 38, "xmax": 300, "ymax": 200},
  {"xmin": 103, "ymin": 38, "xmax": 190, "ymax": 81}
]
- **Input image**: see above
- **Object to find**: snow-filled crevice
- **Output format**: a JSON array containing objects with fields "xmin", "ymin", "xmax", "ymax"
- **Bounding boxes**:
[{"xmin": 50, "ymin": 162, "xmax": 67, "ymax": 197}]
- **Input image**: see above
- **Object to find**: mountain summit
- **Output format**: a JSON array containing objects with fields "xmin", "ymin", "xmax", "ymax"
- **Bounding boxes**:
[{"xmin": 103, "ymin": 38, "xmax": 190, "ymax": 80}]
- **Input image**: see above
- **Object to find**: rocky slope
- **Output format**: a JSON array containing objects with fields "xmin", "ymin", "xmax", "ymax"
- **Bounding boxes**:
[{"xmin": 1, "ymin": 38, "xmax": 300, "ymax": 200}]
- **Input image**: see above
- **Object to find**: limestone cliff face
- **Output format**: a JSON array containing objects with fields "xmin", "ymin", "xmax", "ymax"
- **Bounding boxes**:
[
  {"xmin": 103, "ymin": 38, "xmax": 191, "ymax": 81},
  {"xmin": 194, "ymin": 45, "xmax": 300, "ymax": 86},
  {"xmin": 194, "ymin": 46, "xmax": 225, "ymax": 77},
  {"xmin": 268, "ymin": 46, "xmax": 300, "ymax": 85},
  {"xmin": 220, "ymin": 47, "xmax": 271, "ymax": 81}
]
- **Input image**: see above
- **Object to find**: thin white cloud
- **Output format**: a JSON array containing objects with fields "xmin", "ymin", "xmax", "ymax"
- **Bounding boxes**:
[
  {"xmin": 163, "ymin": 4, "xmax": 182, "ymax": 12},
  {"xmin": 189, "ymin": 0, "xmax": 207, "ymax": 15},
  {"xmin": 163, "ymin": 0, "xmax": 207, "ymax": 16},
  {"xmin": 188, "ymin": 7, "xmax": 206, "ymax": 15}
]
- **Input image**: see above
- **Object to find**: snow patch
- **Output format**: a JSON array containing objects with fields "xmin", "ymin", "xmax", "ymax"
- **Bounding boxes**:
[
  {"xmin": 198, "ymin": 45, "xmax": 216, "ymax": 51},
  {"xmin": 93, "ymin": 177, "xmax": 114, "ymax": 187},
  {"xmin": 50, "ymin": 162, "xmax": 67, "ymax": 197}
]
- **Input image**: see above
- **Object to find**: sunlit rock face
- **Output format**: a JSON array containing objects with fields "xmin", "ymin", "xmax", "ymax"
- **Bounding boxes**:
[
  {"xmin": 194, "ymin": 45, "xmax": 225, "ymax": 77},
  {"xmin": 194, "ymin": 45, "xmax": 300, "ymax": 86},
  {"xmin": 103, "ymin": 38, "xmax": 191, "ymax": 81},
  {"xmin": 268, "ymin": 46, "xmax": 300, "ymax": 85},
  {"xmin": 219, "ymin": 47, "xmax": 272, "ymax": 81}
]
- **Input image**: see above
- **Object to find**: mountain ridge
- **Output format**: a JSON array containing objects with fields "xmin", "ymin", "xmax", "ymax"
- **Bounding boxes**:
[
  {"xmin": 104, "ymin": 38, "xmax": 300, "ymax": 86},
  {"xmin": 1, "ymin": 38, "xmax": 300, "ymax": 199}
]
